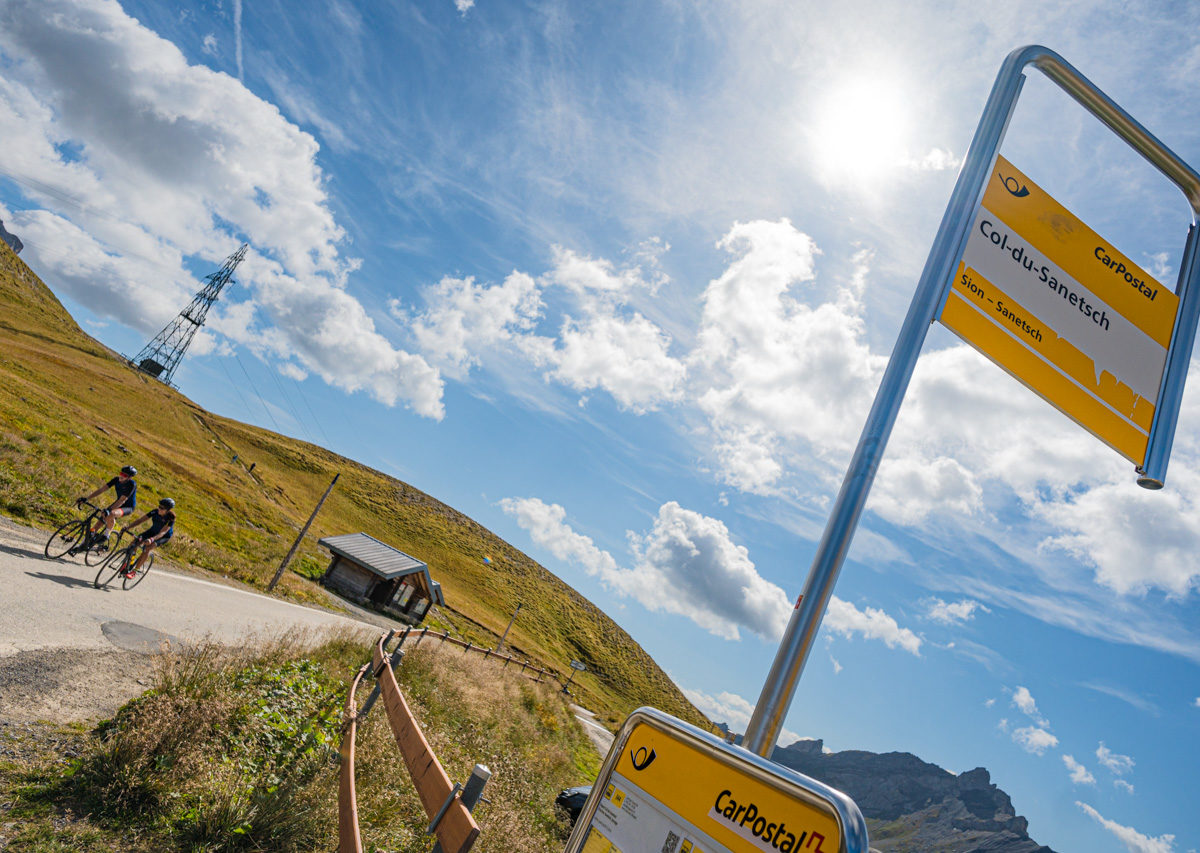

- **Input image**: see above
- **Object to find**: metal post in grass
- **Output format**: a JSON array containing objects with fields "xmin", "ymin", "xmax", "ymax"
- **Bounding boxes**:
[
  {"xmin": 358, "ymin": 630, "xmax": 406, "ymax": 721},
  {"xmin": 266, "ymin": 472, "xmax": 339, "ymax": 591},
  {"xmin": 430, "ymin": 765, "xmax": 491, "ymax": 853},
  {"xmin": 495, "ymin": 602, "xmax": 522, "ymax": 653},
  {"xmin": 562, "ymin": 659, "xmax": 586, "ymax": 694}
]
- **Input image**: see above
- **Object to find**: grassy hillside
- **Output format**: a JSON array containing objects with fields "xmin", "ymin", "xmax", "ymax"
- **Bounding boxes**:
[{"xmin": 0, "ymin": 242, "xmax": 706, "ymax": 730}]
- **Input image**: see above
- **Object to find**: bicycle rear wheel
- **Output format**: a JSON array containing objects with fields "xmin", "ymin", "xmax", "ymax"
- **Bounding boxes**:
[
  {"xmin": 83, "ymin": 529, "xmax": 115, "ymax": 566},
  {"xmin": 45, "ymin": 520, "xmax": 85, "ymax": 559},
  {"xmin": 122, "ymin": 554, "xmax": 154, "ymax": 590},
  {"xmin": 94, "ymin": 549, "xmax": 128, "ymax": 590}
]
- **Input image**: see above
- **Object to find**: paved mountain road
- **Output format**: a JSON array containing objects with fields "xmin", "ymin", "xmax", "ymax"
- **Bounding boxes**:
[
  {"xmin": 0, "ymin": 516, "xmax": 379, "ymax": 656},
  {"xmin": 0, "ymin": 515, "xmax": 382, "ymax": 721}
]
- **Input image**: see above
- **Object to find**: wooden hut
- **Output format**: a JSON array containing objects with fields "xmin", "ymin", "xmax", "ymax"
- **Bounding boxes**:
[{"xmin": 318, "ymin": 532, "xmax": 444, "ymax": 624}]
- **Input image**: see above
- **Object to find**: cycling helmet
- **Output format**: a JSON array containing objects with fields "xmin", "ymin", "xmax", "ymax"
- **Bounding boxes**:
[
  {"xmin": 121, "ymin": 465, "xmax": 137, "ymax": 476},
  {"xmin": 159, "ymin": 497, "xmax": 175, "ymax": 509}
]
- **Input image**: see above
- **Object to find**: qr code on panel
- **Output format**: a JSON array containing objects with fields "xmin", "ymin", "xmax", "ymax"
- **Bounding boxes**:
[{"xmin": 661, "ymin": 831, "xmax": 681, "ymax": 853}]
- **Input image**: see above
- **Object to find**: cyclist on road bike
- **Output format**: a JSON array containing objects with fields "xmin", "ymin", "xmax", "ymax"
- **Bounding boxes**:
[
  {"xmin": 119, "ymin": 498, "xmax": 175, "ymax": 578},
  {"xmin": 77, "ymin": 465, "xmax": 137, "ymax": 545}
]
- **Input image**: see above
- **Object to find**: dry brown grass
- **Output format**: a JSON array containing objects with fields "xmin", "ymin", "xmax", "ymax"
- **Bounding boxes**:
[{"xmin": 353, "ymin": 638, "xmax": 588, "ymax": 852}]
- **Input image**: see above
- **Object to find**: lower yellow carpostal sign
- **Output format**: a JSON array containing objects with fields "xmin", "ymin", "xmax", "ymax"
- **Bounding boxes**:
[
  {"xmin": 568, "ymin": 710, "xmax": 865, "ymax": 853},
  {"xmin": 939, "ymin": 155, "xmax": 1179, "ymax": 462}
]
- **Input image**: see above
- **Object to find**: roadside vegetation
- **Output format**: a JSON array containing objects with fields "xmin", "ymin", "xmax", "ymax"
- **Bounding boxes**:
[
  {"xmin": 0, "ymin": 630, "xmax": 599, "ymax": 851},
  {"xmin": 0, "ymin": 241, "xmax": 706, "ymax": 728}
]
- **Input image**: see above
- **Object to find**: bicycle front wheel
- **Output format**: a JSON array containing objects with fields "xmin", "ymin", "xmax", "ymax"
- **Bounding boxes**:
[
  {"xmin": 94, "ymin": 550, "xmax": 128, "ymax": 590},
  {"xmin": 122, "ymin": 554, "xmax": 154, "ymax": 590},
  {"xmin": 45, "ymin": 520, "xmax": 85, "ymax": 559}
]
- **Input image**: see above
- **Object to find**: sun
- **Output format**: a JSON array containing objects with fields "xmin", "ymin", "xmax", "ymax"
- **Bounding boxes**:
[{"xmin": 809, "ymin": 75, "xmax": 914, "ymax": 187}]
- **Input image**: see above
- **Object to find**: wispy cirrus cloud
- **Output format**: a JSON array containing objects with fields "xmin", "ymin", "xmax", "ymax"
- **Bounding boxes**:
[
  {"xmin": 926, "ymin": 597, "xmax": 989, "ymax": 625},
  {"xmin": 1077, "ymin": 802, "xmax": 1175, "ymax": 853},
  {"xmin": 1096, "ymin": 742, "xmax": 1135, "ymax": 777},
  {"xmin": 1078, "ymin": 682, "xmax": 1159, "ymax": 716}
]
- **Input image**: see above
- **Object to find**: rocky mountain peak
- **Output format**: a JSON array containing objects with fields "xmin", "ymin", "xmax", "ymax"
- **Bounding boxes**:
[{"xmin": 763, "ymin": 739, "xmax": 1055, "ymax": 852}]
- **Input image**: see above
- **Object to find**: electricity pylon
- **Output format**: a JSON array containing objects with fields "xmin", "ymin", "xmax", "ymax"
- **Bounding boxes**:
[{"xmin": 130, "ymin": 243, "xmax": 248, "ymax": 386}]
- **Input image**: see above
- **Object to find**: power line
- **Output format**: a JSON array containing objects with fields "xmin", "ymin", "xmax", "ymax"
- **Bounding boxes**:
[
  {"xmin": 264, "ymin": 360, "xmax": 315, "ymax": 445},
  {"xmin": 234, "ymin": 354, "xmax": 282, "ymax": 433},
  {"xmin": 291, "ymin": 376, "xmax": 335, "ymax": 448},
  {"xmin": 216, "ymin": 356, "xmax": 257, "ymax": 423}
]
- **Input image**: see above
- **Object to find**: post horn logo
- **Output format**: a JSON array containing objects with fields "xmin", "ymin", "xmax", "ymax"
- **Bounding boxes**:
[
  {"xmin": 631, "ymin": 746, "xmax": 657, "ymax": 771},
  {"xmin": 998, "ymin": 171, "xmax": 1030, "ymax": 198}
]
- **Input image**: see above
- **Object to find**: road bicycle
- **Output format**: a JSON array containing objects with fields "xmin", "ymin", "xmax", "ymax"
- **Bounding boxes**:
[
  {"xmin": 93, "ymin": 531, "xmax": 156, "ymax": 591},
  {"xmin": 43, "ymin": 500, "xmax": 117, "ymax": 566}
]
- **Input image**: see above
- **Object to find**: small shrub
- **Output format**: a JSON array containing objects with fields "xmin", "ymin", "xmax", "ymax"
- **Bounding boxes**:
[{"xmin": 292, "ymin": 553, "xmax": 325, "ymax": 581}]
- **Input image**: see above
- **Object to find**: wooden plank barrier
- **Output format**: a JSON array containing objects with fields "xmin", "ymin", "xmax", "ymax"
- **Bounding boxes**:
[
  {"xmin": 338, "ymin": 663, "xmax": 370, "ymax": 853},
  {"xmin": 335, "ymin": 627, "xmax": 563, "ymax": 851},
  {"xmin": 373, "ymin": 634, "xmax": 481, "ymax": 853}
]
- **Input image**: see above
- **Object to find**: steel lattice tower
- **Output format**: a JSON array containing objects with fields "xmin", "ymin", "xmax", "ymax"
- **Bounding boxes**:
[{"xmin": 130, "ymin": 243, "xmax": 248, "ymax": 386}]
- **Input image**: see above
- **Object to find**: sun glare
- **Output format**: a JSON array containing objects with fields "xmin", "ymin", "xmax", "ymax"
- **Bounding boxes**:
[{"xmin": 810, "ymin": 76, "xmax": 913, "ymax": 187}]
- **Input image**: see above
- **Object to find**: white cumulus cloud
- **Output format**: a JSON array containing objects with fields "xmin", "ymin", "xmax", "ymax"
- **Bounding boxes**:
[
  {"xmin": 825, "ymin": 596, "xmax": 922, "ymax": 655},
  {"xmin": 690, "ymin": 221, "xmax": 882, "ymax": 494},
  {"xmin": 1012, "ymin": 726, "xmax": 1057, "ymax": 755},
  {"xmin": 501, "ymin": 495, "xmax": 919, "ymax": 651},
  {"xmin": 1010, "ymin": 686, "xmax": 1049, "ymax": 728},
  {"xmin": 681, "ymin": 686, "xmax": 802, "ymax": 745},
  {"xmin": 1062, "ymin": 754, "xmax": 1095, "ymax": 786},
  {"xmin": 406, "ymin": 272, "xmax": 542, "ymax": 380}
]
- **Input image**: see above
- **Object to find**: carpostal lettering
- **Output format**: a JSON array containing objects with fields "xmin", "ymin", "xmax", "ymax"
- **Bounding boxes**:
[
  {"xmin": 978, "ymin": 220, "xmax": 1110, "ymax": 331},
  {"xmin": 1094, "ymin": 246, "xmax": 1160, "ymax": 301},
  {"xmin": 711, "ymin": 789, "xmax": 827, "ymax": 853}
]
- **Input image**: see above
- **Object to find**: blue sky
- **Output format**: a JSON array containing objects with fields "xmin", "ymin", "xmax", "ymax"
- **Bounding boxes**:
[{"xmin": 1, "ymin": 1, "xmax": 1198, "ymax": 850}]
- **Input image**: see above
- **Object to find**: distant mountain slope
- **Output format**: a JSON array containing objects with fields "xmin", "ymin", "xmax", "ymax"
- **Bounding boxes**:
[
  {"xmin": 0, "ymin": 241, "xmax": 705, "ymax": 729},
  {"xmin": 770, "ymin": 739, "xmax": 1055, "ymax": 853}
]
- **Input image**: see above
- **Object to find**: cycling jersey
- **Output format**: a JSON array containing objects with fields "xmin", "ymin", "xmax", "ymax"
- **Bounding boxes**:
[
  {"xmin": 105, "ymin": 476, "xmax": 137, "ymax": 510},
  {"xmin": 144, "ymin": 509, "xmax": 175, "ymax": 542}
]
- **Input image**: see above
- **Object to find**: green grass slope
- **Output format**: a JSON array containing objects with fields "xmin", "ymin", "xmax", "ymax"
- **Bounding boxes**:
[{"xmin": 0, "ymin": 242, "xmax": 705, "ymax": 729}]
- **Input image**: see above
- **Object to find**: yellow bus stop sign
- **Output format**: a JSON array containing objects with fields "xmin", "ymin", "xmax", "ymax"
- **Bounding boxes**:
[
  {"xmin": 564, "ymin": 708, "xmax": 868, "ymax": 853},
  {"xmin": 940, "ymin": 155, "xmax": 1179, "ymax": 462}
]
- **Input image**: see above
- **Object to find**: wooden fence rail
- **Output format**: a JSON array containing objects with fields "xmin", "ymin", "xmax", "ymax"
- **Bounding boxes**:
[
  {"xmin": 373, "ymin": 633, "xmax": 480, "ymax": 853},
  {"xmin": 339, "ymin": 629, "xmax": 518, "ymax": 853},
  {"xmin": 338, "ymin": 663, "xmax": 370, "ymax": 853},
  {"xmin": 404, "ymin": 627, "xmax": 561, "ymax": 685}
]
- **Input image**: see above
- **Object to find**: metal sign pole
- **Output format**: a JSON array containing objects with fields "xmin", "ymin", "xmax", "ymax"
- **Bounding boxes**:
[
  {"xmin": 742, "ymin": 49, "xmax": 1034, "ymax": 757},
  {"xmin": 744, "ymin": 44, "xmax": 1200, "ymax": 757},
  {"xmin": 1139, "ymin": 224, "xmax": 1200, "ymax": 487}
]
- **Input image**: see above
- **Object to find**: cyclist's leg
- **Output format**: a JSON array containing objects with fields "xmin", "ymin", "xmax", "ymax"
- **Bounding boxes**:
[
  {"xmin": 130, "ymin": 540, "xmax": 156, "ymax": 575},
  {"xmin": 104, "ymin": 507, "xmax": 128, "ymax": 534}
]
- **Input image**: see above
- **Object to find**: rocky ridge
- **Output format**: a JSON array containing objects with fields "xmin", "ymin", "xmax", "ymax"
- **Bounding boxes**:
[
  {"xmin": 0, "ymin": 220, "xmax": 22, "ymax": 255},
  {"xmin": 768, "ymin": 738, "xmax": 1056, "ymax": 853}
]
